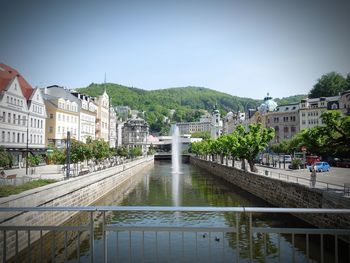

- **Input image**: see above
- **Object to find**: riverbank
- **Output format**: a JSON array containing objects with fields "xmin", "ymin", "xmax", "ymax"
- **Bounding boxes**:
[
  {"xmin": 0, "ymin": 156, "xmax": 154, "ymax": 261},
  {"xmin": 190, "ymin": 156, "xmax": 350, "ymax": 229}
]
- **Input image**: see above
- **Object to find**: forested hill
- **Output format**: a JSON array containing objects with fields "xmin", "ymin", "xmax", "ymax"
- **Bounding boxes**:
[
  {"xmin": 77, "ymin": 83, "xmax": 306, "ymax": 134},
  {"xmin": 77, "ymin": 83, "xmax": 261, "ymax": 112}
]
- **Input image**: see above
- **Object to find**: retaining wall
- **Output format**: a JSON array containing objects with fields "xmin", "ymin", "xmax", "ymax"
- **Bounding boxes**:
[
  {"xmin": 190, "ymin": 157, "xmax": 350, "ymax": 229},
  {"xmin": 0, "ymin": 156, "xmax": 154, "ymax": 260}
]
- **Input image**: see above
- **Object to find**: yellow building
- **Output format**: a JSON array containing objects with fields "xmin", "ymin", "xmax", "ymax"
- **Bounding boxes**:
[{"xmin": 42, "ymin": 86, "xmax": 80, "ymax": 148}]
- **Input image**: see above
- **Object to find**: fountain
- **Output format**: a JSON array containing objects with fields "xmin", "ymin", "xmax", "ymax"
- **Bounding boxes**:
[{"xmin": 171, "ymin": 124, "xmax": 181, "ymax": 206}]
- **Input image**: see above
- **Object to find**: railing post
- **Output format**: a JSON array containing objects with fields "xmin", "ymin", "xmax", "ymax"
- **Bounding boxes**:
[
  {"xmin": 103, "ymin": 211, "xmax": 107, "ymax": 263},
  {"xmin": 236, "ymin": 213, "xmax": 240, "ymax": 263},
  {"xmin": 90, "ymin": 211, "xmax": 94, "ymax": 263},
  {"xmin": 249, "ymin": 212, "xmax": 253, "ymax": 262}
]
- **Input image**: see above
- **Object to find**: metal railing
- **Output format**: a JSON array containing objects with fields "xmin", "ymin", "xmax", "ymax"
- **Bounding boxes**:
[
  {"xmin": 0, "ymin": 206, "xmax": 350, "ymax": 262},
  {"xmin": 203, "ymin": 158, "xmax": 350, "ymax": 196},
  {"xmin": 256, "ymin": 168, "xmax": 348, "ymax": 195}
]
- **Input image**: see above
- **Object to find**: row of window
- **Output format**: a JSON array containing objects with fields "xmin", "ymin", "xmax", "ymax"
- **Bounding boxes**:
[
  {"xmin": 48, "ymin": 126, "xmax": 77, "ymax": 135},
  {"xmin": 58, "ymin": 101, "xmax": 78, "ymax": 112},
  {"xmin": 32, "ymin": 104, "xmax": 43, "ymax": 114},
  {"xmin": 2, "ymin": 111, "xmax": 44, "ymax": 128},
  {"xmin": 1, "ymin": 131, "xmax": 43, "ymax": 144},
  {"xmin": 6, "ymin": 95, "xmax": 24, "ymax": 107},
  {"xmin": 270, "ymin": 115, "xmax": 297, "ymax": 123}
]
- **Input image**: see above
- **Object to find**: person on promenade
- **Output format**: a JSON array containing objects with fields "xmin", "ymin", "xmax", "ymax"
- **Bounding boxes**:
[{"xmin": 310, "ymin": 164, "xmax": 317, "ymax": 188}]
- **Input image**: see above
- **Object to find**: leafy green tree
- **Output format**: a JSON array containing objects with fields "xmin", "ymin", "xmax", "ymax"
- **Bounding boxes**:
[
  {"xmin": 50, "ymin": 148, "xmax": 66, "ymax": 165},
  {"xmin": 70, "ymin": 140, "xmax": 90, "ymax": 164},
  {"xmin": 226, "ymin": 132, "xmax": 240, "ymax": 167},
  {"xmin": 302, "ymin": 111, "xmax": 350, "ymax": 157},
  {"xmin": 191, "ymin": 131, "xmax": 211, "ymax": 140},
  {"xmin": 129, "ymin": 147, "xmax": 142, "ymax": 158},
  {"xmin": 0, "ymin": 146, "xmax": 13, "ymax": 168},
  {"xmin": 91, "ymin": 139, "xmax": 110, "ymax": 161},
  {"xmin": 235, "ymin": 124, "xmax": 275, "ymax": 172},
  {"xmin": 309, "ymin": 72, "xmax": 348, "ymax": 98},
  {"xmin": 116, "ymin": 146, "xmax": 128, "ymax": 157},
  {"xmin": 27, "ymin": 155, "xmax": 42, "ymax": 167}
]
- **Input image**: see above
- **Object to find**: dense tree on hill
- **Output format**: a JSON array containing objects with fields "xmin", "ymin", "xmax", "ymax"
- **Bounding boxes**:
[
  {"xmin": 77, "ymin": 83, "xmax": 305, "ymax": 133},
  {"xmin": 309, "ymin": 72, "xmax": 348, "ymax": 98}
]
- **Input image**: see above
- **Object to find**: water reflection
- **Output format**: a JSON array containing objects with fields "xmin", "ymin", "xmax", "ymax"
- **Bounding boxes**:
[{"xmin": 58, "ymin": 160, "xmax": 347, "ymax": 262}]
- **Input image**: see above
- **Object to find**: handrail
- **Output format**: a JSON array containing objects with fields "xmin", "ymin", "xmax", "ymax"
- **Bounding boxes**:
[
  {"xmin": 0, "ymin": 206, "xmax": 349, "ymax": 213},
  {"xmin": 195, "ymin": 157, "xmax": 349, "ymax": 195}
]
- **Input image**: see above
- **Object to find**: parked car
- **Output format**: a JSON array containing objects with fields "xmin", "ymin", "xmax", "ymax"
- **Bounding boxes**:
[{"xmin": 308, "ymin": 162, "xmax": 330, "ymax": 172}]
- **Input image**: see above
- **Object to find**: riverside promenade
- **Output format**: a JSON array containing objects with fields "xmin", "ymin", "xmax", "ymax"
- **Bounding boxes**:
[{"xmin": 210, "ymin": 158, "xmax": 350, "ymax": 196}]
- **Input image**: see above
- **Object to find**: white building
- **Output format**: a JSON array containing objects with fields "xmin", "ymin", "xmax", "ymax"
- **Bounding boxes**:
[
  {"xmin": 71, "ymin": 92, "xmax": 97, "ymax": 143},
  {"xmin": 0, "ymin": 63, "xmax": 46, "ymax": 165},
  {"xmin": 211, "ymin": 109, "xmax": 222, "ymax": 139},
  {"xmin": 109, "ymin": 106, "xmax": 117, "ymax": 148},
  {"xmin": 299, "ymin": 96, "xmax": 340, "ymax": 130},
  {"xmin": 94, "ymin": 90, "xmax": 109, "ymax": 142},
  {"xmin": 222, "ymin": 111, "xmax": 245, "ymax": 134}
]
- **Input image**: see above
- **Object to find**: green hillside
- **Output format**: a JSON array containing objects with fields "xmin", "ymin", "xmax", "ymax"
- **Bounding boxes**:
[{"xmin": 77, "ymin": 83, "xmax": 305, "ymax": 134}]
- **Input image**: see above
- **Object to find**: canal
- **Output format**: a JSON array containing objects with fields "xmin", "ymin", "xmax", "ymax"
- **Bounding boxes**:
[{"xmin": 59, "ymin": 160, "xmax": 346, "ymax": 262}]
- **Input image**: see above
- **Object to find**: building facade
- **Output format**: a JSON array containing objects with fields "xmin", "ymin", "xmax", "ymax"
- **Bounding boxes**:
[
  {"xmin": 94, "ymin": 90, "xmax": 109, "ymax": 142},
  {"xmin": 265, "ymin": 103, "xmax": 300, "ymax": 143},
  {"xmin": 42, "ymin": 86, "xmax": 80, "ymax": 148},
  {"xmin": 0, "ymin": 63, "xmax": 46, "ymax": 165},
  {"xmin": 109, "ymin": 106, "xmax": 117, "ymax": 148},
  {"xmin": 222, "ymin": 111, "xmax": 245, "ymax": 134},
  {"xmin": 299, "ymin": 96, "xmax": 340, "ymax": 130},
  {"xmin": 71, "ymin": 92, "xmax": 97, "ymax": 143},
  {"xmin": 339, "ymin": 90, "xmax": 350, "ymax": 116},
  {"xmin": 122, "ymin": 118, "xmax": 149, "ymax": 154},
  {"xmin": 177, "ymin": 121, "xmax": 211, "ymax": 135}
]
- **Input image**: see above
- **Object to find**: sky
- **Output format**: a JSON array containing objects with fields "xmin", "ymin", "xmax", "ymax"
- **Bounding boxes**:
[{"xmin": 1, "ymin": 0, "xmax": 349, "ymax": 100}]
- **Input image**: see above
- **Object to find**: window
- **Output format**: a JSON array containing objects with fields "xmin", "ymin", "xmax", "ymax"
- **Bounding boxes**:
[
  {"xmin": 23, "ymin": 116, "xmax": 26, "ymax": 126},
  {"xmin": 6, "ymin": 96, "xmax": 9, "ymax": 103},
  {"xmin": 34, "ymin": 135, "xmax": 36, "ymax": 144},
  {"xmin": 30, "ymin": 118, "xmax": 33, "ymax": 127},
  {"xmin": 2, "ymin": 112, "xmax": 5, "ymax": 122},
  {"xmin": 1, "ymin": 131, "xmax": 4, "ymax": 142},
  {"xmin": 58, "ymin": 126, "xmax": 61, "ymax": 133},
  {"xmin": 11, "ymin": 97, "xmax": 13, "ymax": 104},
  {"xmin": 22, "ymin": 133, "xmax": 24, "ymax": 143},
  {"xmin": 41, "ymin": 120, "xmax": 43, "ymax": 128},
  {"xmin": 17, "ymin": 133, "xmax": 20, "ymax": 143},
  {"xmin": 30, "ymin": 134, "xmax": 32, "ymax": 143},
  {"xmin": 49, "ymin": 127, "xmax": 53, "ymax": 133},
  {"xmin": 12, "ymin": 132, "xmax": 15, "ymax": 142},
  {"xmin": 7, "ymin": 132, "xmax": 10, "ymax": 142},
  {"xmin": 13, "ymin": 114, "xmax": 16, "ymax": 124},
  {"xmin": 50, "ymin": 113, "xmax": 53, "ymax": 119},
  {"xmin": 284, "ymin": 127, "xmax": 289, "ymax": 133}
]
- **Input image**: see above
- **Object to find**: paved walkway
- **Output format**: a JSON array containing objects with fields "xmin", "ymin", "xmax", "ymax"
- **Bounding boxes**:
[{"xmin": 223, "ymin": 159, "xmax": 350, "ymax": 196}]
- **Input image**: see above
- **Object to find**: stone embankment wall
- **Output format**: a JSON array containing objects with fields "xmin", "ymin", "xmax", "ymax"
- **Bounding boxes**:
[
  {"xmin": 190, "ymin": 157, "xmax": 350, "ymax": 229},
  {"xmin": 0, "ymin": 156, "xmax": 154, "ymax": 260}
]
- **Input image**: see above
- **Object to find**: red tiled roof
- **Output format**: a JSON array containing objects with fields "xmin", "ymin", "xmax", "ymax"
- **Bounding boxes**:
[{"xmin": 0, "ymin": 63, "xmax": 33, "ymax": 100}]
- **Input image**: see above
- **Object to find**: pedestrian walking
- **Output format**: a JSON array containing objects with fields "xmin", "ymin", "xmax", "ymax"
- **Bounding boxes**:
[{"xmin": 310, "ymin": 164, "xmax": 317, "ymax": 188}]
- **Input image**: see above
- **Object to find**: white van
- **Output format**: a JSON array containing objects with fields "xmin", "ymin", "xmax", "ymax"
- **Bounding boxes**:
[{"xmin": 279, "ymin": 155, "xmax": 292, "ymax": 163}]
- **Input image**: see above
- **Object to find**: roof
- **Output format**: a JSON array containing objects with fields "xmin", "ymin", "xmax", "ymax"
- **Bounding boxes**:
[{"xmin": 0, "ymin": 63, "xmax": 33, "ymax": 100}]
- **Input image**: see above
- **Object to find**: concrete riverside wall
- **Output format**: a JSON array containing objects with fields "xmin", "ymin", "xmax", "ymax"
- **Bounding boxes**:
[
  {"xmin": 190, "ymin": 157, "xmax": 350, "ymax": 229},
  {"xmin": 0, "ymin": 156, "xmax": 154, "ymax": 261}
]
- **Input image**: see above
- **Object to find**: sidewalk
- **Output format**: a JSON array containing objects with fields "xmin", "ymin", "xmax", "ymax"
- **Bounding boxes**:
[{"xmin": 221, "ymin": 159, "xmax": 350, "ymax": 196}]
